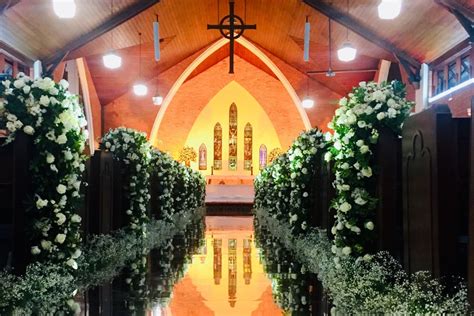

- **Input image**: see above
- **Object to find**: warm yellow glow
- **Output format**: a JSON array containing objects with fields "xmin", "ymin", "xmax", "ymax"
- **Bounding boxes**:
[
  {"xmin": 150, "ymin": 36, "xmax": 311, "ymax": 146},
  {"xmin": 169, "ymin": 220, "xmax": 282, "ymax": 315},
  {"xmin": 184, "ymin": 81, "xmax": 281, "ymax": 176}
]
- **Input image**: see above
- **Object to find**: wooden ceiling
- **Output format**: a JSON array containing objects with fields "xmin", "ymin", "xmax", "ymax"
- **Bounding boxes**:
[{"xmin": 0, "ymin": 0, "xmax": 470, "ymax": 104}]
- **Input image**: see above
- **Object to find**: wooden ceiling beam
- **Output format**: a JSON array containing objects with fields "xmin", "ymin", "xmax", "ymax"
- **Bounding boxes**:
[
  {"xmin": 0, "ymin": 0, "xmax": 20, "ymax": 15},
  {"xmin": 434, "ymin": 0, "xmax": 474, "ymax": 42},
  {"xmin": 43, "ymin": 0, "xmax": 160, "ymax": 72},
  {"xmin": 303, "ymin": 0, "xmax": 422, "ymax": 70}
]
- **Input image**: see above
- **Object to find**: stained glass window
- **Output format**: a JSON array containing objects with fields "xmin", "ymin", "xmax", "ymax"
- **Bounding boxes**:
[
  {"xmin": 460, "ymin": 55, "xmax": 471, "ymax": 83},
  {"xmin": 259, "ymin": 144, "xmax": 267, "ymax": 170},
  {"xmin": 228, "ymin": 103, "xmax": 238, "ymax": 170},
  {"xmin": 213, "ymin": 123, "xmax": 222, "ymax": 170},
  {"xmin": 199, "ymin": 143, "xmax": 207, "ymax": 170},
  {"xmin": 448, "ymin": 62, "xmax": 457, "ymax": 89},
  {"xmin": 244, "ymin": 123, "xmax": 252, "ymax": 171},
  {"xmin": 436, "ymin": 70, "xmax": 444, "ymax": 94}
]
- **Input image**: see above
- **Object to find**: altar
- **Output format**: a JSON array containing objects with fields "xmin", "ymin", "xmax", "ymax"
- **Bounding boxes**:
[{"xmin": 206, "ymin": 175, "xmax": 255, "ymax": 185}]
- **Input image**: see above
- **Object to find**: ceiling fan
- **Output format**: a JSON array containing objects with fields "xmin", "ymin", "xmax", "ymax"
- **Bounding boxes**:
[{"xmin": 306, "ymin": 18, "xmax": 377, "ymax": 78}]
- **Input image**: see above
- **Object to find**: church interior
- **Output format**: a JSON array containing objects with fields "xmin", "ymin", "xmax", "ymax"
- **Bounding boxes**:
[{"xmin": 0, "ymin": 0, "xmax": 473, "ymax": 314}]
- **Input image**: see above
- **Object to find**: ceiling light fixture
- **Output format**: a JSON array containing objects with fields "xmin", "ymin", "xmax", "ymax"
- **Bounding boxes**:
[
  {"xmin": 103, "ymin": 0, "xmax": 122, "ymax": 69},
  {"xmin": 52, "ymin": 0, "xmax": 76, "ymax": 18},
  {"xmin": 152, "ymin": 95, "xmax": 163, "ymax": 106},
  {"xmin": 133, "ymin": 32, "xmax": 148, "ymax": 96},
  {"xmin": 302, "ymin": 75, "xmax": 315, "ymax": 108},
  {"xmin": 337, "ymin": 42, "xmax": 357, "ymax": 62},
  {"xmin": 378, "ymin": 0, "xmax": 402, "ymax": 20},
  {"xmin": 133, "ymin": 83, "xmax": 148, "ymax": 96},
  {"xmin": 337, "ymin": 0, "xmax": 357, "ymax": 62},
  {"xmin": 103, "ymin": 52, "xmax": 122, "ymax": 69}
]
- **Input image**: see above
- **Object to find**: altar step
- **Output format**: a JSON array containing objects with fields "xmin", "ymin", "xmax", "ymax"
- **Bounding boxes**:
[
  {"xmin": 205, "ymin": 184, "xmax": 254, "ymax": 215},
  {"xmin": 205, "ymin": 202, "xmax": 253, "ymax": 216}
]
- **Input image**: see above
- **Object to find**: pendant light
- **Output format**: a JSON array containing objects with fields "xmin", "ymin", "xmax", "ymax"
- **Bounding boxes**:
[
  {"xmin": 337, "ymin": 0, "xmax": 357, "ymax": 62},
  {"xmin": 304, "ymin": 16, "xmax": 310, "ymax": 62},
  {"xmin": 133, "ymin": 32, "xmax": 148, "ymax": 96},
  {"xmin": 378, "ymin": 0, "xmax": 402, "ymax": 20},
  {"xmin": 302, "ymin": 75, "xmax": 315, "ymax": 108},
  {"xmin": 52, "ymin": 0, "xmax": 76, "ymax": 18},
  {"xmin": 103, "ymin": 0, "xmax": 122, "ymax": 69}
]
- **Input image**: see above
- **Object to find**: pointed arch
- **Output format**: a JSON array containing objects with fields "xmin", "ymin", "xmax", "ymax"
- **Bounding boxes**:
[
  {"xmin": 259, "ymin": 144, "xmax": 267, "ymax": 170},
  {"xmin": 199, "ymin": 143, "xmax": 207, "ymax": 170},
  {"xmin": 150, "ymin": 36, "xmax": 311, "ymax": 145},
  {"xmin": 228, "ymin": 103, "xmax": 238, "ymax": 170},
  {"xmin": 244, "ymin": 123, "xmax": 253, "ymax": 171},
  {"xmin": 213, "ymin": 123, "xmax": 222, "ymax": 170}
]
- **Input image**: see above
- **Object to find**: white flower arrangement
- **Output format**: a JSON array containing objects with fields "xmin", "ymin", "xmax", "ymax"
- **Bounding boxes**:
[
  {"xmin": 101, "ymin": 127, "xmax": 152, "ymax": 236},
  {"xmin": 150, "ymin": 149, "xmax": 206, "ymax": 222},
  {"xmin": 255, "ymin": 128, "xmax": 328, "ymax": 234},
  {"xmin": 328, "ymin": 81, "xmax": 413, "ymax": 259},
  {"xmin": 0, "ymin": 73, "xmax": 87, "ymax": 273},
  {"xmin": 254, "ymin": 208, "xmax": 469, "ymax": 315}
]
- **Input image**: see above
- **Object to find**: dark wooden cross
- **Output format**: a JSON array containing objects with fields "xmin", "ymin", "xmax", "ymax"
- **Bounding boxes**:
[{"xmin": 207, "ymin": 0, "xmax": 256, "ymax": 73}]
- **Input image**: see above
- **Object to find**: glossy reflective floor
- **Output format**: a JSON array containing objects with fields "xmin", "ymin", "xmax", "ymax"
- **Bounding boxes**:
[
  {"xmin": 166, "ymin": 216, "xmax": 283, "ymax": 316},
  {"xmin": 84, "ymin": 216, "xmax": 284, "ymax": 316}
]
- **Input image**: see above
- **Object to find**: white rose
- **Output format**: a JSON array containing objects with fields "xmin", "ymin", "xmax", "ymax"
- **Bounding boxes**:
[
  {"xmin": 23, "ymin": 125, "xmax": 35, "ymax": 135},
  {"xmin": 355, "ymin": 197, "xmax": 367, "ymax": 205},
  {"xmin": 324, "ymin": 152, "xmax": 332, "ymax": 162},
  {"xmin": 351, "ymin": 226, "xmax": 361, "ymax": 233},
  {"xmin": 39, "ymin": 95, "xmax": 50, "ymax": 106},
  {"xmin": 13, "ymin": 79, "xmax": 25, "ymax": 89},
  {"xmin": 55, "ymin": 233, "xmax": 66, "ymax": 244},
  {"xmin": 46, "ymin": 153, "xmax": 55, "ymax": 164},
  {"xmin": 31, "ymin": 246, "xmax": 41, "ymax": 255},
  {"xmin": 23, "ymin": 85, "xmax": 31, "ymax": 94},
  {"xmin": 56, "ymin": 184, "xmax": 67, "ymax": 194},
  {"xmin": 59, "ymin": 79, "xmax": 69, "ymax": 90},
  {"xmin": 376, "ymin": 112, "xmax": 386, "ymax": 120},
  {"xmin": 72, "ymin": 249, "xmax": 82, "ymax": 259},
  {"xmin": 341, "ymin": 163, "xmax": 350, "ymax": 170},
  {"xmin": 66, "ymin": 258, "xmax": 78, "ymax": 270},
  {"xmin": 356, "ymin": 140, "xmax": 364, "ymax": 147},
  {"xmin": 56, "ymin": 213, "xmax": 67, "ymax": 225},
  {"xmin": 56, "ymin": 134, "xmax": 67, "ymax": 144},
  {"xmin": 41, "ymin": 240, "xmax": 52, "ymax": 250},
  {"xmin": 358, "ymin": 121, "xmax": 367, "ymax": 128},
  {"xmin": 365, "ymin": 221, "xmax": 375, "ymax": 230},
  {"xmin": 361, "ymin": 167, "xmax": 373, "ymax": 178},
  {"xmin": 36, "ymin": 198, "xmax": 48, "ymax": 209},
  {"xmin": 64, "ymin": 150, "xmax": 73, "ymax": 160},
  {"xmin": 71, "ymin": 214, "xmax": 82, "ymax": 223},
  {"xmin": 342, "ymin": 246, "xmax": 352, "ymax": 256},
  {"xmin": 387, "ymin": 107, "xmax": 397, "ymax": 118},
  {"xmin": 302, "ymin": 192, "xmax": 309, "ymax": 198},
  {"xmin": 387, "ymin": 98, "xmax": 397, "ymax": 108},
  {"xmin": 339, "ymin": 202, "xmax": 352, "ymax": 213},
  {"xmin": 360, "ymin": 145, "xmax": 369, "ymax": 154}
]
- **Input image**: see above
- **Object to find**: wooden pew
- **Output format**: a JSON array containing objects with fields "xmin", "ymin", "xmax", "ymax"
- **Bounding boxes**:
[
  {"xmin": 85, "ymin": 149, "xmax": 130, "ymax": 234},
  {"xmin": 0, "ymin": 133, "xmax": 32, "ymax": 274},
  {"xmin": 375, "ymin": 127, "xmax": 403, "ymax": 261},
  {"xmin": 402, "ymin": 105, "xmax": 470, "ymax": 278}
]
